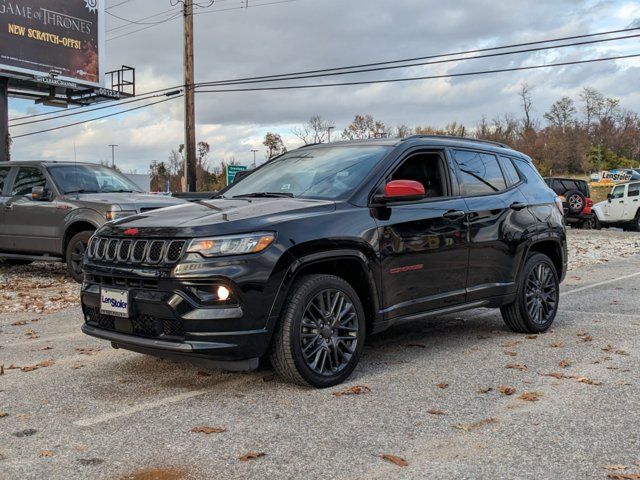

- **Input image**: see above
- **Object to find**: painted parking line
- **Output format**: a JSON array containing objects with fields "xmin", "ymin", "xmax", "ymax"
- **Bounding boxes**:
[
  {"xmin": 561, "ymin": 271, "xmax": 640, "ymax": 297},
  {"xmin": 559, "ymin": 309, "xmax": 640, "ymax": 319},
  {"xmin": 73, "ymin": 375, "xmax": 256, "ymax": 428}
]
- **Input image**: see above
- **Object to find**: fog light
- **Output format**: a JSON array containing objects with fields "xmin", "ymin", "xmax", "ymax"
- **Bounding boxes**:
[{"xmin": 217, "ymin": 286, "xmax": 230, "ymax": 301}]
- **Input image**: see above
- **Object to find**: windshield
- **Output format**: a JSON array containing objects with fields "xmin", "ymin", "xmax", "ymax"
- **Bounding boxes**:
[
  {"xmin": 48, "ymin": 165, "xmax": 143, "ymax": 194},
  {"xmin": 223, "ymin": 146, "xmax": 391, "ymax": 200}
]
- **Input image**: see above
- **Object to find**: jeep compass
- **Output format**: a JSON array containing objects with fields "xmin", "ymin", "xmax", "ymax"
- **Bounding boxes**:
[{"xmin": 81, "ymin": 136, "xmax": 567, "ymax": 387}]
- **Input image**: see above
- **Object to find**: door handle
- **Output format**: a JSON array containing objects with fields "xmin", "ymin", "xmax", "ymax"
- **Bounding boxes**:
[
  {"xmin": 443, "ymin": 210, "xmax": 466, "ymax": 220},
  {"xmin": 509, "ymin": 202, "xmax": 527, "ymax": 211}
]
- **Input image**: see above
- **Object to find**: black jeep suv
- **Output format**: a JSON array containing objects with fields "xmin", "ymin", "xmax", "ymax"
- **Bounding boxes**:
[{"xmin": 81, "ymin": 136, "xmax": 567, "ymax": 387}]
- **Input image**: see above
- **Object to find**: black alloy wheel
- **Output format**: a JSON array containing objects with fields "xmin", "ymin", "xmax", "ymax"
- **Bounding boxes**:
[
  {"xmin": 299, "ymin": 289, "xmax": 359, "ymax": 376},
  {"xmin": 501, "ymin": 253, "xmax": 559, "ymax": 333},
  {"xmin": 270, "ymin": 274, "xmax": 365, "ymax": 388}
]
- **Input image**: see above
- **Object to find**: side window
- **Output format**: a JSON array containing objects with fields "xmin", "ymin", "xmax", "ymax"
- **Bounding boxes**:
[
  {"xmin": 513, "ymin": 159, "xmax": 548, "ymax": 189},
  {"xmin": 453, "ymin": 150, "xmax": 506, "ymax": 196},
  {"xmin": 0, "ymin": 167, "xmax": 10, "ymax": 194},
  {"xmin": 11, "ymin": 167, "xmax": 46, "ymax": 197},
  {"xmin": 390, "ymin": 152, "xmax": 445, "ymax": 198},
  {"xmin": 628, "ymin": 183, "xmax": 640, "ymax": 197},
  {"xmin": 499, "ymin": 156, "xmax": 522, "ymax": 187},
  {"xmin": 611, "ymin": 185, "xmax": 625, "ymax": 199}
]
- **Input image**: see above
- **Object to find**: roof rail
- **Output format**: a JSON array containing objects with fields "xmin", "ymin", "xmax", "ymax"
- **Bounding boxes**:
[{"xmin": 400, "ymin": 134, "xmax": 510, "ymax": 149}]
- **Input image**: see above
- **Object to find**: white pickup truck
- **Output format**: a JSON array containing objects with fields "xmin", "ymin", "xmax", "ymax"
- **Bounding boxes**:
[{"xmin": 593, "ymin": 181, "xmax": 640, "ymax": 231}]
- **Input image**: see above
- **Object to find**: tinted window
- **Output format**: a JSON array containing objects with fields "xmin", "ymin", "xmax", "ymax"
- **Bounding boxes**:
[
  {"xmin": 612, "ymin": 185, "xmax": 625, "ymax": 199},
  {"xmin": 513, "ymin": 159, "xmax": 548, "ymax": 189},
  {"xmin": 453, "ymin": 150, "xmax": 506, "ymax": 196},
  {"xmin": 48, "ymin": 165, "xmax": 142, "ymax": 194},
  {"xmin": 629, "ymin": 183, "xmax": 640, "ymax": 197},
  {"xmin": 0, "ymin": 167, "xmax": 9, "ymax": 194},
  {"xmin": 499, "ymin": 156, "xmax": 522, "ymax": 186},
  {"xmin": 11, "ymin": 167, "xmax": 46, "ymax": 196}
]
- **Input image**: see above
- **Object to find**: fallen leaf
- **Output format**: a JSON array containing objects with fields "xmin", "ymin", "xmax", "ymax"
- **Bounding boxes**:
[
  {"xmin": 607, "ymin": 475, "xmax": 640, "ymax": 480},
  {"xmin": 477, "ymin": 387, "xmax": 493, "ymax": 394},
  {"xmin": 499, "ymin": 386, "xmax": 516, "ymax": 396},
  {"xmin": 576, "ymin": 377, "xmax": 603, "ymax": 386},
  {"xmin": 37, "ymin": 359, "xmax": 55, "ymax": 368},
  {"xmin": 71, "ymin": 363, "xmax": 84, "ymax": 370},
  {"xmin": 504, "ymin": 351, "xmax": 518, "ymax": 357},
  {"xmin": 526, "ymin": 335, "xmax": 538, "ymax": 340},
  {"xmin": 76, "ymin": 347, "xmax": 101, "ymax": 355},
  {"xmin": 196, "ymin": 371, "xmax": 212, "ymax": 376},
  {"xmin": 332, "ymin": 385, "xmax": 370, "ymax": 397},
  {"xmin": 38, "ymin": 346, "xmax": 53, "ymax": 351},
  {"xmin": 381, "ymin": 454, "xmax": 408, "ymax": 467},
  {"xmin": 191, "ymin": 426, "xmax": 226, "ymax": 434},
  {"xmin": 605, "ymin": 466, "xmax": 630, "ymax": 471},
  {"xmin": 577, "ymin": 332, "xmax": 593, "ymax": 342},
  {"xmin": 547, "ymin": 342, "xmax": 564, "ymax": 348},
  {"xmin": 453, "ymin": 418, "xmax": 498, "ymax": 431},
  {"xmin": 427, "ymin": 409, "xmax": 446, "ymax": 415},
  {"xmin": 435, "ymin": 382, "xmax": 449, "ymax": 389},
  {"xmin": 0, "ymin": 412, "xmax": 8, "ymax": 418},
  {"xmin": 239, "ymin": 452, "xmax": 265, "ymax": 462},
  {"xmin": 542, "ymin": 372, "xmax": 573, "ymax": 380},
  {"xmin": 406, "ymin": 343, "xmax": 426, "ymax": 348},
  {"xmin": 505, "ymin": 364, "xmax": 527, "ymax": 371},
  {"xmin": 11, "ymin": 320, "xmax": 28, "ymax": 326},
  {"xmin": 518, "ymin": 392, "xmax": 542, "ymax": 402},
  {"xmin": 559, "ymin": 359, "xmax": 571, "ymax": 368},
  {"xmin": 39, "ymin": 450, "xmax": 54, "ymax": 457}
]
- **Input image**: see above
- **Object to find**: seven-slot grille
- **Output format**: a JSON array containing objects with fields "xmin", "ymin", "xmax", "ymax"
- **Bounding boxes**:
[{"xmin": 87, "ymin": 236, "xmax": 186, "ymax": 265}]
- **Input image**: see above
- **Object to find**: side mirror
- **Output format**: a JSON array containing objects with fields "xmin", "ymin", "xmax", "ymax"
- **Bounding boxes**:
[
  {"xmin": 31, "ymin": 186, "xmax": 51, "ymax": 201},
  {"xmin": 607, "ymin": 193, "xmax": 612, "ymax": 203},
  {"xmin": 373, "ymin": 180, "xmax": 425, "ymax": 204}
]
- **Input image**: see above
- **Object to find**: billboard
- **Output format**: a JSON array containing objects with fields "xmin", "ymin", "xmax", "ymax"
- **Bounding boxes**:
[{"xmin": 0, "ymin": 0, "xmax": 104, "ymax": 88}]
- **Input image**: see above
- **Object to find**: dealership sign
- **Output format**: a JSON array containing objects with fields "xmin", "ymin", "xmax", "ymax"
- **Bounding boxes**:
[{"xmin": 0, "ymin": 0, "xmax": 105, "ymax": 87}]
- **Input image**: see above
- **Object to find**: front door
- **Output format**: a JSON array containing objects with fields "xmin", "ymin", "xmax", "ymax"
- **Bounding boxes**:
[
  {"xmin": 375, "ymin": 150, "xmax": 469, "ymax": 321},
  {"xmin": 2, "ymin": 166, "xmax": 60, "ymax": 254},
  {"xmin": 604, "ymin": 185, "xmax": 626, "ymax": 221}
]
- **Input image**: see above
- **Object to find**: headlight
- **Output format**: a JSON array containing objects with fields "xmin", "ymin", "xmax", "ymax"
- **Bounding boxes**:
[
  {"xmin": 105, "ymin": 210, "xmax": 137, "ymax": 221},
  {"xmin": 187, "ymin": 233, "xmax": 275, "ymax": 257}
]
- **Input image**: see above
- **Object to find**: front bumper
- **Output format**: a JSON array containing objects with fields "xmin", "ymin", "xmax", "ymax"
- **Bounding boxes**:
[{"xmin": 81, "ymin": 275, "xmax": 272, "ymax": 364}]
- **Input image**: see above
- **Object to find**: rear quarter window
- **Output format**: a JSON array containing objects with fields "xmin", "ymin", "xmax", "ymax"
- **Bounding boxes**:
[
  {"xmin": 452, "ymin": 150, "xmax": 507, "ymax": 196},
  {"xmin": 628, "ymin": 183, "xmax": 640, "ymax": 197}
]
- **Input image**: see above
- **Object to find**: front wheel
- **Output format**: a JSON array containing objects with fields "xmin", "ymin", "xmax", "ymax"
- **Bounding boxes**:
[
  {"xmin": 501, "ymin": 253, "xmax": 559, "ymax": 334},
  {"xmin": 269, "ymin": 274, "xmax": 366, "ymax": 388},
  {"xmin": 66, "ymin": 231, "xmax": 93, "ymax": 283}
]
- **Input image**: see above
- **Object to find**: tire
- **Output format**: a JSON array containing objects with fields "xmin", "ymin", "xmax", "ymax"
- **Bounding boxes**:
[
  {"xmin": 269, "ymin": 274, "xmax": 366, "ymax": 388},
  {"xmin": 66, "ymin": 231, "xmax": 93, "ymax": 283},
  {"xmin": 565, "ymin": 190, "xmax": 585, "ymax": 214},
  {"xmin": 635, "ymin": 211, "xmax": 640, "ymax": 232},
  {"xmin": 501, "ymin": 253, "xmax": 559, "ymax": 334},
  {"xmin": 581, "ymin": 216, "xmax": 600, "ymax": 230}
]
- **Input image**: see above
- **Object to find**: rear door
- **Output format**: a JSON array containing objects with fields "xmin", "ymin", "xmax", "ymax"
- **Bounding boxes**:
[
  {"xmin": 627, "ymin": 183, "xmax": 640, "ymax": 220},
  {"xmin": 2, "ymin": 166, "xmax": 59, "ymax": 253},
  {"xmin": 451, "ymin": 149, "xmax": 528, "ymax": 300}
]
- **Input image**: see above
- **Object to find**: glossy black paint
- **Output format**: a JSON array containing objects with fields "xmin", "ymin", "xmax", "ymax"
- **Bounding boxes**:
[{"xmin": 81, "ymin": 136, "xmax": 567, "ymax": 366}]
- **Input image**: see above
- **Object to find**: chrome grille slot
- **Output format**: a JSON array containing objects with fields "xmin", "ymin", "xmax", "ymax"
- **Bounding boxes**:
[
  {"xmin": 147, "ymin": 241, "xmax": 165, "ymax": 264},
  {"xmin": 87, "ymin": 237, "xmax": 97, "ymax": 259},
  {"xmin": 132, "ymin": 240, "xmax": 147, "ymax": 262},
  {"xmin": 96, "ymin": 238, "xmax": 108, "ymax": 259},
  {"xmin": 118, "ymin": 240, "xmax": 132, "ymax": 262},
  {"xmin": 165, "ymin": 241, "xmax": 186, "ymax": 263},
  {"xmin": 106, "ymin": 239, "xmax": 119, "ymax": 260}
]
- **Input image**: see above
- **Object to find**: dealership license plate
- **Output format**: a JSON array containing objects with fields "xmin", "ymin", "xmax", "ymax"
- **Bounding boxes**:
[{"xmin": 100, "ymin": 288, "xmax": 130, "ymax": 318}]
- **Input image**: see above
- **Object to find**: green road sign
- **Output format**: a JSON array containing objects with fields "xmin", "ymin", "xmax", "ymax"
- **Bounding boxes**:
[{"xmin": 226, "ymin": 165, "xmax": 248, "ymax": 186}]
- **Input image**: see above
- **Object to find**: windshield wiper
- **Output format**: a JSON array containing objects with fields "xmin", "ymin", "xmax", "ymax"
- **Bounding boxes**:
[
  {"xmin": 232, "ymin": 192, "xmax": 294, "ymax": 199},
  {"xmin": 65, "ymin": 189, "xmax": 99, "ymax": 194}
]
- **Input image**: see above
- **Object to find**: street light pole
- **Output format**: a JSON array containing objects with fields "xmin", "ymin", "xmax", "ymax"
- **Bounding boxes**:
[
  {"xmin": 251, "ymin": 149, "xmax": 258, "ymax": 168},
  {"xmin": 108, "ymin": 144, "xmax": 118, "ymax": 168}
]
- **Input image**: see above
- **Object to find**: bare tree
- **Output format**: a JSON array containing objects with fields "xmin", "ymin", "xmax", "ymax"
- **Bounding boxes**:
[
  {"xmin": 519, "ymin": 83, "xmax": 535, "ymax": 132},
  {"xmin": 263, "ymin": 132, "xmax": 287, "ymax": 160},
  {"xmin": 341, "ymin": 114, "xmax": 391, "ymax": 140},
  {"xmin": 396, "ymin": 124, "xmax": 414, "ymax": 138},
  {"xmin": 544, "ymin": 97, "xmax": 577, "ymax": 133},
  {"xmin": 292, "ymin": 115, "xmax": 335, "ymax": 144}
]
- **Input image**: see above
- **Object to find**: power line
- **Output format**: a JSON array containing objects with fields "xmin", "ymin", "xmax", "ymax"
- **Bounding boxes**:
[
  {"xmin": 195, "ymin": 53, "xmax": 640, "ymax": 93},
  {"xmin": 193, "ymin": 0, "xmax": 298, "ymax": 16},
  {"xmin": 193, "ymin": 32, "xmax": 640, "ymax": 88},
  {"xmin": 195, "ymin": 26, "xmax": 640, "ymax": 87},
  {"xmin": 106, "ymin": 10, "xmax": 181, "ymax": 26},
  {"xmin": 11, "ymin": 95, "xmax": 183, "ymax": 139},
  {"xmin": 106, "ymin": 0, "xmax": 137, "ymax": 11}
]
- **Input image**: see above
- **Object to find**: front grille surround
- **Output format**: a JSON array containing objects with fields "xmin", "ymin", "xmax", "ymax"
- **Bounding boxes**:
[{"xmin": 87, "ymin": 236, "xmax": 186, "ymax": 266}]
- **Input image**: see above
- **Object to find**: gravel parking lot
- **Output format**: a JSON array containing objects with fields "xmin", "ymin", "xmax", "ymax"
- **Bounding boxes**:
[{"xmin": 1, "ymin": 229, "xmax": 639, "ymax": 479}]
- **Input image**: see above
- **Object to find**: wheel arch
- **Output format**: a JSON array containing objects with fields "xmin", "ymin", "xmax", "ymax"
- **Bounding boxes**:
[
  {"xmin": 267, "ymin": 249, "xmax": 381, "ymax": 337},
  {"xmin": 526, "ymin": 239, "xmax": 565, "ymax": 281},
  {"xmin": 63, "ymin": 220, "xmax": 99, "ymax": 251}
]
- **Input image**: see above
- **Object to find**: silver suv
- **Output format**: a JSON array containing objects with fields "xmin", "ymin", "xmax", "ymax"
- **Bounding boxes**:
[{"xmin": 0, "ymin": 161, "xmax": 186, "ymax": 281}]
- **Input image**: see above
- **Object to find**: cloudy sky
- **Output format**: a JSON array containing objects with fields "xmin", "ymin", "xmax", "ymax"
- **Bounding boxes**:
[{"xmin": 7, "ymin": 0, "xmax": 640, "ymax": 174}]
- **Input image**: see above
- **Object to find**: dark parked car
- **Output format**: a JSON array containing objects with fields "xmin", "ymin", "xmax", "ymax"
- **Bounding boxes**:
[
  {"xmin": 544, "ymin": 177, "xmax": 596, "ymax": 229},
  {"xmin": 81, "ymin": 136, "xmax": 567, "ymax": 387},
  {"xmin": 0, "ymin": 161, "xmax": 186, "ymax": 281}
]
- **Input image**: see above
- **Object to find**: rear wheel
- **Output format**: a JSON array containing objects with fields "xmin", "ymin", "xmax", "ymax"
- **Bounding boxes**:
[
  {"xmin": 582, "ymin": 216, "xmax": 600, "ymax": 230},
  {"xmin": 66, "ymin": 231, "xmax": 93, "ymax": 283},
  {"xmin": 501, "ymin": 253, "xmax": 559, "ymax": 334},
  {"xmin": 269, "ymin": 274, "xmax": 365, "ymax": 388}
]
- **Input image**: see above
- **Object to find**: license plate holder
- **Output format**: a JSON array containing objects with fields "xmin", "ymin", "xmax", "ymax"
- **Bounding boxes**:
[{"xmin": 100, "ymin": 288, "xmax": 130, "ymax": 318}]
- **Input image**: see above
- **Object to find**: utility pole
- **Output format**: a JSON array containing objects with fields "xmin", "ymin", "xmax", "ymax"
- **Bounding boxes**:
[
  {"xmin": 183, "ymin": 0, "xmax": 197, "ymax": 192},
  {"xmin": 251, "ymin": 149, "xmax": 258, "ymax": 168},
  {"xmin": 0, "ymin": 78, "xmax": 8, "ymax": 162},
  {"xmin": 108, "ymin": 144, "xmax": 118, "ymax": 168},
  {"xmin": 327, "ymin": 126, "xmax": 334, "ymax": 143}
]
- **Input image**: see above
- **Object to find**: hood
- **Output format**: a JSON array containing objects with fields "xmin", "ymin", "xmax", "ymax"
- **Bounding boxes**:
[
  {"xmin": 71, "ymin": 192, "xmax": 187, "ymax": 211},
  {"xmin": 98, "ymin": 197, "xmax": 336, "ymax": 238}
]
